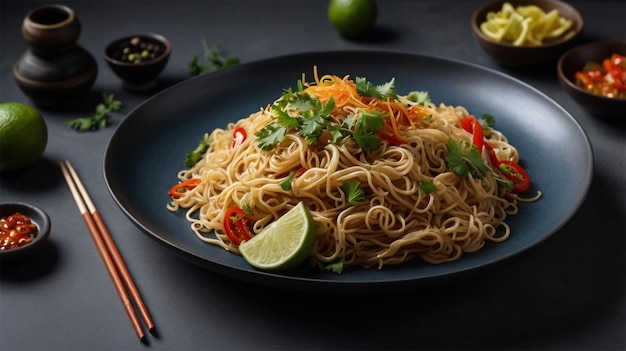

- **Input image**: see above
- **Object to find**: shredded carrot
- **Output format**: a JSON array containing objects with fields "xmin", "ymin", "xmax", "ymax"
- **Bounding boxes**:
[
  {"xmin": 383, "ymin": 99, "xmax": 402, "ymax": 142},
  {"xmin": 305, "ymin": 75, "xmax": 368, "ymax": 112},
  {"xmin": 301, "ymin": 73, "xmax": 429, "ymax": 145}
]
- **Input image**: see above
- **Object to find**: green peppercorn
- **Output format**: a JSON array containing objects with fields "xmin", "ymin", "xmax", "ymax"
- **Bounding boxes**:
[{"xmin": 113, "ymin": 36, "xmax": 165, "ymax": 64}]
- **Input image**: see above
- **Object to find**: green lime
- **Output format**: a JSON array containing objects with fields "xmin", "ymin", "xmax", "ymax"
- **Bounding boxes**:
[
  {"xmin": 0, "ymin": 102, "xmax": 48, "ymax": 172},
  {"xmin": 328, "ymin": 0, "xmax": 377, "ymax": 38},
  {"xmin": 239, "ymin": 202, "xmax": 316, "ymax": 271}
]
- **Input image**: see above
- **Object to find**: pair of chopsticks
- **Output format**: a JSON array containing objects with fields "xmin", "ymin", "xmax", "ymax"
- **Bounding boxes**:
[{"xmin": 60, "ymin": 160, "xmax": 155, "ymax": 343}]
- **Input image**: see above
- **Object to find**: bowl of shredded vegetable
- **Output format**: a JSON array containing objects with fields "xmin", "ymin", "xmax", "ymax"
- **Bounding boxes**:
[
  {"xmin": 471, "ymin": 0, "xmax": 583, "ymax": 66},
  {"xmin": 558, "ymin": 41, "xmax": 626, "ymax": 117}
]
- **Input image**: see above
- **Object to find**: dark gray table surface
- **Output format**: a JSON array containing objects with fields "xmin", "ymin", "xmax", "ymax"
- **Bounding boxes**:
[{"xmin": 1, "ymin": 1, "xmax": 624, "ymax": 350}]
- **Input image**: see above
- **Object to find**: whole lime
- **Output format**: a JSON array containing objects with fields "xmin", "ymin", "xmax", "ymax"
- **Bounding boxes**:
[
  {"xmin": 328, "ymin": 0, "xmax": 377, "ymax": 38},
  {"xmin": 0, "ymin": 102, "xmax": 48, "ymax": 172}
]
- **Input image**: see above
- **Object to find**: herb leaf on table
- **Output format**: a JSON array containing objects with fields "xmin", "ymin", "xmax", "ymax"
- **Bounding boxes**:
[
  {"xmin": 188, "ymin": 40, "xmax": 240, "ymax": 76},
  {"xmin": 67, "ymin": 94, "xmax": 122, "ymax": 132}
]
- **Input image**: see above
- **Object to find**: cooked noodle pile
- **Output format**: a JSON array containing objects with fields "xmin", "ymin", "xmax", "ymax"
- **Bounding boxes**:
[{"xmin": 167, "ymin": 70, "xmax": 539, "ymax": 270}]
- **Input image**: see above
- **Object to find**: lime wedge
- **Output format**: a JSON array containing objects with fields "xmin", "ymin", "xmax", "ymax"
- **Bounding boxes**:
[{"xmin": 239, "ymin": 202, "xmax": 316, "ymax": 271}]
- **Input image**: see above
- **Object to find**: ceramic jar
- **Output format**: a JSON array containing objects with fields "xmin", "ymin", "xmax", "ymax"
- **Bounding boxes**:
[{"xmin": 13, "ymin": 4, "xmax": 97, "ymax": 107}]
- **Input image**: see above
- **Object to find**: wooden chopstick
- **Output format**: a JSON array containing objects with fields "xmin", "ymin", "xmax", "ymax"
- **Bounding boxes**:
[{"xmin": 60, "ymin": 161, "xmax": 155, "ymax": 342}]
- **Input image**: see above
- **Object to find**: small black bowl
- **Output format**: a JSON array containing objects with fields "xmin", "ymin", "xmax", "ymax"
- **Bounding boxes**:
[
  {"xmin": 471, "ymin": 0, "xmax": 583, "ymax": 66},
  {"xmin": 0, "ymin": 202, "xmax": 51, "ymax": 262},
  {"xmin": 104, "ymin": 33, "xmax": 171, "ymax": 91},
  {"xmin": 557, "ymin": 41, "xmax": 626, "ymax": 117}
]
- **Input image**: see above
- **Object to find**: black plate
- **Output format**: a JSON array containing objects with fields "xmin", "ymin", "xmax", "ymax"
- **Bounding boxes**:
[{"xmin": 104, "ymin": 51, "xmax": 593, "ymax": 292}]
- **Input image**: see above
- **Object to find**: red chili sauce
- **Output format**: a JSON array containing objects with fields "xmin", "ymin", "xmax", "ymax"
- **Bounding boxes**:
[
  {"xmin": 575, "ymin": 53, "xmax": 626, "ymax": 99},
  {"xmin": 0, "ymin": 212, "xmax": 38, "ymax": 250}
]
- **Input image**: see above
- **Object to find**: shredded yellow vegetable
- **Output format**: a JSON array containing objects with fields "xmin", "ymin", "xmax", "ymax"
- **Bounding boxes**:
[{"xmin": 480, "ymin": 2, "xmax": 573, "ymax": 46}]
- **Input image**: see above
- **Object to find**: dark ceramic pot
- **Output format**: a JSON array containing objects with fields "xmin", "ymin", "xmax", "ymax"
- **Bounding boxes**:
[{"xmin": 13, "ymin": 4, "xmax": 97, "ymax": 107}]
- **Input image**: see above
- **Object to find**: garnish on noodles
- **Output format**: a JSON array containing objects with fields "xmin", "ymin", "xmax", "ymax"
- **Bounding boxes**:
[{"xmin": 167, "ymin": 68, "xmax": 541, "ymax": 273}]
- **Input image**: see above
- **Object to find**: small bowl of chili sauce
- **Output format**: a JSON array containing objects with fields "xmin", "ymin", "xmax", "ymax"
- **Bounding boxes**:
[
  {"xmin": 558, "ymin": 40, "xmax": 626, "ymax": 117},
  {"xmin": 0, "ymin": 202, "xmax": 51, "ymax": 262},
  {"xmin": 104, "ymin": 33, "xmax": 171, "ymax": 91}
]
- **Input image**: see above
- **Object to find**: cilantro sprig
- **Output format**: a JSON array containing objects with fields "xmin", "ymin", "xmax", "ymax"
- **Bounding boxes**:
[
  {"xmin": 342, "ymin": 179, "xmax": 367, "ymax": 206},
  {"xmin": 188, "ymin": 40, "xmax": 239, "ymax": 76},
  {"xmin": 418, "ymin": 180, "xmax": 437, "ymax": 193},
  {"xmin": 406, "ymin": 90, "xmax": 431, "ymax": 105},
  {"xmin": 446, "ymin": 137, "xmax": 514, "ymax": 189},
  {"xmin": 67, "ymin": 94, "xmax": 122, "ymax": 132},
  {"xmin": 446, "ymin": 139, "xmax": 489, "ymax": 178},
  {"xmin": 356, "ymin": 76, "xmax": 398, "ymax": 100},
  {"xmin": 255, "ymin": 77, "xmax": 395, "ymax": 152},
  {"xmin": 184, "ymin": 139, "xmax": 209, "ymax": 167},
  {"xmin": 479, "ymin": 113, "xmax": 496, "ymax": 129}
]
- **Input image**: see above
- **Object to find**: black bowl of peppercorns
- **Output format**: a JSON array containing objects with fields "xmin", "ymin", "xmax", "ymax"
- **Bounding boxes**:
[{"xmin": 104, "ymin": 33, "xmax": 171, "ymax": 90}]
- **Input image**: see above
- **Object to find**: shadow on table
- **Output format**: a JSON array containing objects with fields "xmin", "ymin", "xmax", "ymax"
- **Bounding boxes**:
[{"xmin": 0, "ymin": 240, "xmax": 60, "ymax": 282}]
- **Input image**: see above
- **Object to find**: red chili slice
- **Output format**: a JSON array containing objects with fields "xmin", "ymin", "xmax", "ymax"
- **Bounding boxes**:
[
  {"xmin": 223, "ymin": 207, "xmax": 252, "ymax": 246},
  {"xmin": 232, "ymin": 127, "xmax": 247, "ymax": 148},
  {"xmin": 499, "ymin": 160, "xmax": 531, "ymax": 193},
  {"xmin": 294, "ymin": 167, "xmax": 308, "ymax": 177},
  {"xmin": 461, "ymin": 116, "xmax": 484, "ymax": 153},
  {"xmin": 483, "ymin": 142, "xmax": 501, "ymax": 167},
  {"xmin": 168, "ymin": 178, "xmax": 201, "ymax": 198}
]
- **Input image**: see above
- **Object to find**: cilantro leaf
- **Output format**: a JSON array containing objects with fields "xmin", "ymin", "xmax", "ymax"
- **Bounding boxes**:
[
  {"xmin": 406, "ymin": 91, "xmax": 431, "ymax": 105},
  {"xmin": 281, "ymin": 172, "xmax": 295, "ymax": 191},
  {"xmin": 418, "ymin": 180, "xmax": 437, "ymax": 193},
  {"xmin": 478, "ymin": 113, "xmax": 496, "ymax": 138},
  {"xmin": 352, "ymin": 110, "xmax": 384, "ymax": 150},
  {"xmin": 446, "ymin": 139, "xmax": 469, "ymax": 177},
  {"xmin": 256, "ymin": 80, "xmax": 391, "ymax": 152},
  {"xmin": 289, "ymin": 95, "xmax": 316, "ymax": 112},
  {"xmin": 319, "ymin": 97, "xmax": 335, "ymax": 116},
  {"xmin": 67, "ymin": 93, "xmax": 122, "ymax": 132},
  {"xmin": 256, "ymin": 124, "xmax": 287, "ymax": 150},
  {"xmin": 446, "ymin": 139, "xmax": 489, "ymax": 178},
  {"xmin": 342, "ymin": 179, "xmax": 367, "ymax": 205},
  {"xmin": 184, "ymin": 139, "xmax": 209, "ymax": 167},
  {"xmin": 465, "ymin": 146, "xmax": 489, "ymax": 177},
  {"xmin": 242, "ymin": 203, "xmax": 254, "ymax": 215},
  {"xmin": 353, "ymin": 130, "xmax": 380, "ymax": 150},
  {"xmin": 300, "ymin": 114, "xmax": 325, "ymax": 144},
  {"xmin": 188, "ymin": 40, "xmax": 239, "ymax": 76},
  {"xmin": 274, "ymin": 107, "xmax": 301, "ymax": 128},
  {"xmin": 359, "ymin": 110, "xmax": 385, "ymax": 131},
  {"xmin": 355, "ymin": 77, "xmax": 398, "ymax": 100},
  {"xmin": 480, "ymin": 113, "xmax": 496, "ymax": 128},
  {"xmin": 324, "ymin": 260, "xmax": 344, "ymax": 274},
  {"xmin": 311, "ymin": 258, "xmax": 344, "ymax": 274},
  {"xmin": 328, "ymin": 124, "xmax": 350, "ymax": 144}
]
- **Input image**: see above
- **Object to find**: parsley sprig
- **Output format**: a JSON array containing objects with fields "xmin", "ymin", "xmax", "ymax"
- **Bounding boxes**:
[{"xmin": 67, "ymin": 94, "xmax": 122, "ymax": 132}]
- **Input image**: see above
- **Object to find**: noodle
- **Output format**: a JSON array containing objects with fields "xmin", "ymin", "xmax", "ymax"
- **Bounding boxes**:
[{"xmin": 167, "ymin": 71, "xmax": 540, "ymax": 270}]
